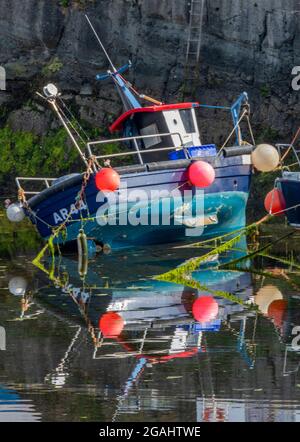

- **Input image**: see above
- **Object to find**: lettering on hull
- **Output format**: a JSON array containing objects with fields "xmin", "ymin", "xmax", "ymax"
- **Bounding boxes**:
[{"xmin": 53, "ymin": 202, "xmax": 87, "ymax": 225}]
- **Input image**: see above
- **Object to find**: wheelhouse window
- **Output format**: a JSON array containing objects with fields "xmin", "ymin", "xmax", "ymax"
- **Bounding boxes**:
[
  {"xmin": 179, "ymin": 109, "xmax": 196, "ymax": 133},
  {"xmin": 139, "ymin": 123, "xmax": 162, "ymax": 149}
]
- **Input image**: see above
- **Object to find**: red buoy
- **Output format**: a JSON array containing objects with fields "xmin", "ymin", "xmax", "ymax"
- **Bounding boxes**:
[
  {"xmin": 99, "ymin": 311, "xmax": 124, "ymax": 337},
  {"xmin": 267, "ymin": 299, "xmax": 288, "ymax": 329},
  {"xmin": 95, "ymin": 168, "xmax": 120, "ymax": 192},
  {"xmin": 264, "ymin": 188, "xmax": 286, "ymax": 216},
  {"xmin": 188, "ymin": 161, "xmax": 215, "ymax": 188},
  {"xmin": 192, "ymin": 296, "xmax": 219, "ymax": 323}
]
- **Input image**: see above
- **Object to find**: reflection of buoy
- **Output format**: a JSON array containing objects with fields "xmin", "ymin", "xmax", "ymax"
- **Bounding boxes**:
[
  {"xmin": 188, "ymin": 161, "xmax": 215, "ymax": 188},
  {"xmin": 251, "ymin": 144, "xmax": 280, "ymax": 172},
  {"xmin": 255, "ymin": 285, "xmax": 283, "ymax": 315},
  {"xmin": 264, "ymin": 188, "xmax": 286, "ymax": 216},
  {"xmin": 192, "ymin": 296, "xmax": 219, "ymax": 323},
  {"xmin": 6, "ymin": 203, "xmax": 25, "ymax": 223},
  {"xmin": 99, "ymin": 312, "xmax": 124, "ymax": 337},
  {"xmin": 95, "ymin": 168, "xmax": 120, "ymax": 192},
  {"xmin": 8, "ymin": 276, "xmax": 28, "ymax": 296},
  {"xmin": 77, "ymin": 229, "xmax": 88, "ymax": 278},
  {"xmin": 267, "ymin": 299, "xmax": 288, "ymax": 328}
]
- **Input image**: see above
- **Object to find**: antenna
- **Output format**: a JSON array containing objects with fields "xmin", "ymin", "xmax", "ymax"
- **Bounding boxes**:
[{"xmin": 85, "ymin": 14, "xmax": 117, "ymax": 73}]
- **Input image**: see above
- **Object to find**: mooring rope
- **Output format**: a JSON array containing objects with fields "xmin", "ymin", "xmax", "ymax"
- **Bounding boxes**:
[
  {"xmin": 280, "ymin": 126, "xmax": 300, "ymax": 163},
  {"xmin": 217, "ymin": 109, "xmax": 248, "ymax": 156},
  {"xmin": 246, "ymin": 114, "xmax": 256, "ymax": 146},
  {"xmin": 154, "ymin": 202, "xmax": 300, "ymax": 282}
]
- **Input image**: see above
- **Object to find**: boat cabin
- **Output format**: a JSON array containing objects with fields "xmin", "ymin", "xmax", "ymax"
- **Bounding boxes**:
[{"xmin": 109, "ymin": 103, "xmax": 202, "ymax": 163}]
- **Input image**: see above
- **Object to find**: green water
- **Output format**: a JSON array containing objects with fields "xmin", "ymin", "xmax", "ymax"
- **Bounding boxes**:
[{"xmin": 0, "ymin": 221, "xmax": 300, "ymax": 422}]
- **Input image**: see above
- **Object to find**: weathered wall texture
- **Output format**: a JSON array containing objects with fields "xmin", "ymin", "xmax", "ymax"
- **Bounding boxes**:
[{"xmin": 0, "ymin": 0, "xmax": 300, "ymax": 143}]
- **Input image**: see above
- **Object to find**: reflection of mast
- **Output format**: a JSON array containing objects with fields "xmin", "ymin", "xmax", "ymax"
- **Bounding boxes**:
[
  {"xmin": 196, "ymin": 335, "xmax": 229, "ymax": 422},
  {"xmin": 94, "ymin": 323, "xmax": 203, "ymax": 421},
  {"xmin": 112, "ymin": 357, "xmax": 148, "ymax": 423},
  {"xmin": 224, "ymin": 312, "xmax": 257, "ymax": 369},
  {"xmin": 196, "ymin": 313, "xmax": 258, "ymax": 422},
  {"xmin": 40, "ymin": 274, "xmax": 103, "ymax": 388},
  {"xmin": 44, "ymin": 326, "xmax": 82, "ymax": 388},
  {"xmin": 94, "ymin": 328, "xmax": 150, "ymax": 422},
  {"xmin": 34, "ymin": 265, "xmax": 101, "ymax": 388}
]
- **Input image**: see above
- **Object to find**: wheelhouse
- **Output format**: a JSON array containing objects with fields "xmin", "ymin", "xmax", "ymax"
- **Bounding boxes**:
[{"xmin": 110, "ymin": 103, "xmax": 201, "ymax": 161}]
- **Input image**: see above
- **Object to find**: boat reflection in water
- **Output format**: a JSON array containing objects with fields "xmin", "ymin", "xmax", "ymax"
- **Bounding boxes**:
[
  {"xmin": 0, "ymin": 386, "xmax": 39, "ymax": 422},
  {"xmin": 3, "ymin": 237, "xmax": 300, "ymax": 422}
]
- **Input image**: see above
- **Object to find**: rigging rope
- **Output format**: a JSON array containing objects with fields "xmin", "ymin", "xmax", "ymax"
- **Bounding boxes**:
[
  {"xmin": 119, "ymin": 73, "xmax": 163, "ymax": 106},
  {"xmin": 56, "ymin": 102, "xmax": 88, "ymax": 148},
  {"xmin": 217, "ymin": 109, "xmax": 248, "ymax": 156},
  {"xmin": 57, "ymin": 96, "xmax": 90, "ymax": 142},
  {"xmin": 280, "ymin": 126, "xmax": 300, "ymax": 163}
]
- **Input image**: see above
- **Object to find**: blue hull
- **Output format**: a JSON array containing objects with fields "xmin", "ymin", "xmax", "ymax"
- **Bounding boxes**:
[
  {"xmin": 278, "ymin": 176, "xmax": 300, "ymax": 227},
  {"xmin": 27, "ymin": 156, "xmax": 252, "ymax": 249}
]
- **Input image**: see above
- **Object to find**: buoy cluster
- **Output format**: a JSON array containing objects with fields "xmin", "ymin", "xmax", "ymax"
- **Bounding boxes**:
[
  {"xmin": 94, "ymin": 161, "xmax": 217, "ymax": 192},
  {"xmin": 5, "ymin": 143, "xmax": 286, "ymax": 225},
  {"xmin": 250, "ymin": 143, "xmax": 286, "ymax": 216},
  {"xmin": 187, "ymin": 143, "xmax": 281, "ymax": 191},
  {"xmin": 255, "ymin": 285, "xmax": 287, "ymax": 329},
  {"xmin": 98, "ymin": 295, "xmax": 219, "ymax": 339}
]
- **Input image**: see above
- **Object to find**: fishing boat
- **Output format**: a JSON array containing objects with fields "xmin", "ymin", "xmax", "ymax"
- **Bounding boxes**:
[
  {"xmin": 269, "ymin": 134, "xmax": 300, "ymax": 226},
  {"xmin": 6, "ymin": 17, "xmax": 278, "ymax": 250}
]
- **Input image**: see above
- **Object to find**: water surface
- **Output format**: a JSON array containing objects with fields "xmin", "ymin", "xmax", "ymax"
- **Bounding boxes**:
[{"xmin": 0, "ymin": 226, "xmax": 300, "ymax": 422}]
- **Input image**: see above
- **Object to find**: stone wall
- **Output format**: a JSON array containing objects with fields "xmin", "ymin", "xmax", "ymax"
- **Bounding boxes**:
[{"xmin": 0, "ymin": 0, "xmax": 299, "ymax": 143}]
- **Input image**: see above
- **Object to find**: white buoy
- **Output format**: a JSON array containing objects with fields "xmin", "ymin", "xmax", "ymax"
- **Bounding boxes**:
[
  {"xmin": 251, "ymin": 144, "xmax": 280, "ymax": 172},
  {"xmin": 8, "ymin": 276, "xmax": 28, "ymax": 296},
  {"xmin": 6, "ymin": 203, "xmax": 25, "ymax": 222}
]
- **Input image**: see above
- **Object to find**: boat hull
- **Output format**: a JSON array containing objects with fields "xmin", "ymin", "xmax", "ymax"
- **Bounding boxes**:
[
  {"xmin": 27, "ymin": 156, "xmax": 252, "ymax": 249},
  {"xmin": 278, "ymin": 174, "xmax": 300, "ymax": 227}
]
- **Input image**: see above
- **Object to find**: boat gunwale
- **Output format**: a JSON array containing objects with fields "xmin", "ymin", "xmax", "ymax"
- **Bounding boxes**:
[{"xmin": 26, "ymin": 153, "xmax": 252, "ymax": 210}]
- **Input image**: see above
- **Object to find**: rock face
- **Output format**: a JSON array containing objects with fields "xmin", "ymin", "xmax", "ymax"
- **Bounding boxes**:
[{"xmin": 0, "ymin": 0, "xmax": 299, "ymax": 142}]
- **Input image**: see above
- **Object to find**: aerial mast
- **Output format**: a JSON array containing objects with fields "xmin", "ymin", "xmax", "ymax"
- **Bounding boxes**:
[{"xmin": 85, "ymin": 14, "xmax": 141, "ymax": 110}]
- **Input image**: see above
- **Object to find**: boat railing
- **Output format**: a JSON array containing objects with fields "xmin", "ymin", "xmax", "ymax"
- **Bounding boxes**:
[
  {"xmin": 15, "ymin": 177, "xmax": 57, "ymax": 195},
  {"xmin": 86, "ymin": 132, "xmax": 186, "ymax": 165},
  {"xmin": 276, "ymin": 143, "xmax": 300, "ymax": 167},
  {"xmin": 15, "ymin": 133, "xmax": 186, "ymax": 195}
]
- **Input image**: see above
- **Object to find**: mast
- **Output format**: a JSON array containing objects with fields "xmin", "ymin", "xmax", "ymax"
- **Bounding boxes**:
[{"xmin": 85, "ymin": 15, "xmax": 141, "ymax": 111}]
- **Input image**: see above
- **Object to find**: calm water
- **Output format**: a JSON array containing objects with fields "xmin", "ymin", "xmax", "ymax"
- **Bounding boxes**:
[{"xmin": 0, "ymin": 225, "xmax": 300, "ymax": 422}]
